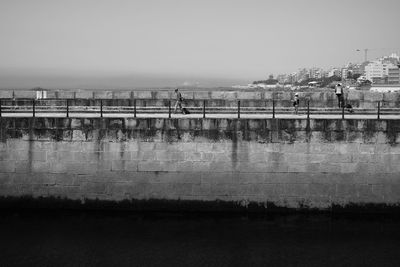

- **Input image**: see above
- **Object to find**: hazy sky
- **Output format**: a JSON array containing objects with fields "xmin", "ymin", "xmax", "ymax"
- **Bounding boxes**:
[{"xmin": 1, "ymin": 0, "xmax": 400, "ymax": 88}]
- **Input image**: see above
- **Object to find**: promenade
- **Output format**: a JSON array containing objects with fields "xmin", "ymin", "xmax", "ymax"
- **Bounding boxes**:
[{"xmin": 1, "ymin": 112, "xmax": 399, "ymax": 120}]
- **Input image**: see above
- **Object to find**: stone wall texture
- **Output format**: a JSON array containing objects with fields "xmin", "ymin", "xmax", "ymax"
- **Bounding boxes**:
[{"xmin": 1, "ymin": 117, "xmax": 400, "ymax": 209}]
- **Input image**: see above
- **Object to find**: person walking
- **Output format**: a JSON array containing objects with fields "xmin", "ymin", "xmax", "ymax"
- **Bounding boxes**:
[
  {"xmin": 335, "ymin": 83, "xmax": 343, "ymax": 108},
  {"xmin": 293, "ymin": 93, "xmax": 300, "ymax": 115},
  {"xmin": 174, "ymin": 88, "xmax": 183, "ymax": 114}
]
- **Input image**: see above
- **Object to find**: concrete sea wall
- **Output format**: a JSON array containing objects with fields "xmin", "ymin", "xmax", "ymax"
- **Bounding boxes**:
[
  {"xmin": 1, "ymin": 89, "xmax": 400, "ymax": 108},
  {"xmin": 1, "ymin": 117, "xmax": 400, "ymax": 211}
]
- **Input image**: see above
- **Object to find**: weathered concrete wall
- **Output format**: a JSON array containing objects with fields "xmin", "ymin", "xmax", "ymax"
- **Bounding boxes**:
[
  {"xmin": 1, "ymin": 117, "xmax": 400, "ymax": 210},
  {"xmin": 1, "ymin": 89, "xmax": 400, "ymax": 108}
]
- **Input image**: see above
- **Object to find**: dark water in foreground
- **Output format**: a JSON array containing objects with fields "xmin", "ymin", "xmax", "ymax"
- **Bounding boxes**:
[{"xmin": 1, "ymin": 212, "xmax": 400, "ymax": 267}]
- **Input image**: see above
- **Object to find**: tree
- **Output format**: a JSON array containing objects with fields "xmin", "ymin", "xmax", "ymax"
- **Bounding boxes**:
[
  {"xmin": 359, "ymin": 79, "xmax": 371, "ymax": 86},
  {"xmin": 253, "ymin": 74, "xmax": 279, "ymax": 85},
  {"xmin": 350, "ymin": 73, "xmax": 361, "ymax": 80},
  {"xmin": 320, "ymin": 76, "xmax": 341, "ymax": 87}
]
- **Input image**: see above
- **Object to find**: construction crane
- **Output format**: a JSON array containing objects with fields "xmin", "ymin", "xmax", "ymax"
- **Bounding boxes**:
[
  {"xmin": 356, "ymin": 49, "xmax": 369, "ymax": 62},
  {"xmin": 356, "ymin": 48, "xmax": 400, "ymax": 62}
]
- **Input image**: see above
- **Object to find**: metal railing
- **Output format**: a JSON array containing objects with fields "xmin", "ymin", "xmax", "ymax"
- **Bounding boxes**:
[{"xmin": 0, "ymin": 98, "xmax": 398, "ymax": 119}]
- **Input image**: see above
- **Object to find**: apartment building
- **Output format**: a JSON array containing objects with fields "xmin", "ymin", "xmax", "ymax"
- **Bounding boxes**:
[
  {"xmin": 328, "ymin": 68, "xmax": 340, "ymax": 77},
  {"xmin": 365, "ymin": 61, "xmax": 396, "ymax": 83},
  {"xmin": 388, "ymin": 67, "xmax": 400, "ymax": 84}
]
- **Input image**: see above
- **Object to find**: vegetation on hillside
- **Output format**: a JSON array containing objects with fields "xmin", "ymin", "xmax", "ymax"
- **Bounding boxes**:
[
  {"xmin": 253, "ymin": 74, "xmax": 279, "ymax": 85},
  {"xmin": 294, "ymin": 76, "xmax": 342, "ymax": 87}
]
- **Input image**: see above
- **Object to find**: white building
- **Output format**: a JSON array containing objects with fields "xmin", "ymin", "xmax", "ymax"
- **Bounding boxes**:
[
  {"xmin": 341, "ymin": 68, "xmax": 349, "ymax": 79},
  {"xmin": 370, "ymin": 84, "xmax": 400, "ymax": 93},
  {"xmin": 309, "ymin": 68, "xmax": 323, "ymax": 79},
  {"xmin": 35, "ymin": 88, "xmax": 48, "ymax": 99},
  {"xmin": 388, "ymin": 67, "xmax": 400, "ymax": 84},
  {"xmin": 328, "ymin": 68, "xmax": 340, "ymax": 77},
  {"xmin": 365, "ymin": 61, "xmax": 396, "ymax": 83}
]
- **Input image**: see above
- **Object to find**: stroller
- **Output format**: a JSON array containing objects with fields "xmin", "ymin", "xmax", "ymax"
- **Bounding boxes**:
[
  {"xmin": 182, "ymin": 107, "xmax": 190, "ymax": 114},
  {"xmin": 344, "ymin": 103, "xmax": 354, "ymax": 113}
]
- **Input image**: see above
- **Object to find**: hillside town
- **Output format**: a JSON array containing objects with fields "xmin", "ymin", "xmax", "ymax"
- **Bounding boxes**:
[{"xmin": 236, "ymin": 52, "xmax": 400, "ymax": 92}]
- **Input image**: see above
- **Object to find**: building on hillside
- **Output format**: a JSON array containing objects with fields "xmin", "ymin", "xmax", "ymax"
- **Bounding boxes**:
[
  {"xmin": 365, "ymin": 61, "xmax": 396, "ymax": 83},
  {"xmin": 388, "ymin": 67, "xmax": 400, "ymax": 84},
  {"xmin": 328, "ymin": 68, "xmax": 340, "ymax": 77},
  {"xmin": 342, "ymin": 63, "xmax": 365, "ymax": 78},
  {"xmin": 320, "ymin": 70, "xmax": 329, "ymax": 78},
  {"xmin": 285, "ymin": 73, "xmax": 297, "ymax": 84},
  {"xmin": 34, "ymin": 88, "xmax": 49, "ymax": 99},
  {"xmin": 341, "ymin": 68, "xmax": 351, "ymax": 79},
  {"xmin": 309, "ymin": 68, "xmax": 323, "ymax": 79},
  {"xmin": 296, "ymin": 68, "xmax": 309, "ymax": 82},
  {"xmin": 370, "ymin": 84, "xmax": 400, "ymax": 92},
  {"xmin": 276, "ymin": 74, "xmax": 287, "ymax": 84},
  {"xmin": 255, "ymin": 83, "xmax": 281, "ymax": 89},
  {"xmin": 380, "ymin": 53, "xmax": 400, "ymax": 65},
  {"xmin": 351, "ymin": 63, "xmax": 365, "ymax": 75},
  {"xmin": 352, "ymin": 61, "xmax": 369, "ymax": 76}
]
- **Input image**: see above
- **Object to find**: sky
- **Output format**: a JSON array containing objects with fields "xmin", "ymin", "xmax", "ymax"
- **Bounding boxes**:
[{"xmin": 0, "ymin": 0, "xmax": 400, "ymax": 88}]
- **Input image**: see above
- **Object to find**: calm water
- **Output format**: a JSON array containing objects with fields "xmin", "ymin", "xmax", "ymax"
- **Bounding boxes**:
[{"xmin": 1, "ymin": 212, "xmax": 400, "ymax": 267}]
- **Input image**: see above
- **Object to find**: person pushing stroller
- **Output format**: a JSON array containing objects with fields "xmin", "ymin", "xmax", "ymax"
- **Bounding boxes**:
[
  {"xmin": 174, "ymin": 88, "xmax": 190, "ymax": 114},
  {"xmin": 174, "ymin": 88, "xmax": 183, "ymax": 114}
]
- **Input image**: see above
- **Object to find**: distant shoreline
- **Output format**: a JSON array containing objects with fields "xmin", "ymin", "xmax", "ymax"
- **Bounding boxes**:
[{"xmin": 1, "ymin": 87, "xmax": 241, "ymax": 92}]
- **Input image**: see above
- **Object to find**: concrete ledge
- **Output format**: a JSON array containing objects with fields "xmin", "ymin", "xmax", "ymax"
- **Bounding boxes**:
[
  {"xmin": 1, "ymin": 94, "xmax": 399, "ymax": 109},
  {"xmin": 93, "ymin": 91, "xmax": 113, "ymax": 99},
  {"xmin": 13, "ymin": 91, "xmax": 36, "ymax": 98},
  {"xmin": 57, "ymin": 91, "xmax": 75, "ymax": 99},
  {"xmin": 0, "ymin": 91, "xmax": 13, "ymax": 98},
  {"xmin": 75, "ymin": 91, "xmax": 94, "ymax": 99}
]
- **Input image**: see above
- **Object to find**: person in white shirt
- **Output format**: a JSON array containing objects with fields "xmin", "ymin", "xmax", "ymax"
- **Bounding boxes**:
[
  {"xmin": 335, "ymin": 83, "xmax": 343, "ymax": 108},
  {"xmin": 293, "ymin": 93, "xmax": 300, "ymax": 115}
]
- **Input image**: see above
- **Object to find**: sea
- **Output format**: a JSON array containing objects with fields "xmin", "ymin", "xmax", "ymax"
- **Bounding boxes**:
[{"xmin": 1, "ymin": 211, "xmax": 400, "ymax": 266}]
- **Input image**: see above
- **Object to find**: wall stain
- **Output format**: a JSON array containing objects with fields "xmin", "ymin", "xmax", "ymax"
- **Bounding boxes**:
[
  {"xmin": 386, "ymin": 120, "xmax": 399, "ymax": 145},
  {"xmin": 230, "ymin": 120, "xmax": 238, "ymax": 168}
]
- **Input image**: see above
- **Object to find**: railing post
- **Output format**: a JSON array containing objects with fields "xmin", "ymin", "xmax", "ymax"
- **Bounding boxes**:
[
  {"xmin": 377, "ymin": 101, "xmax": 380, "ymax": 120},
  {"xmin": 272, "ymin": 99, "xmax": 275, "ymax": 119},
  {"xmin": 0, "ymin": 99, "xmax": 2, "ymax": 117},
  {"xmin": 307, "ymin": 100, "xmax": 310, "ymax": 119},
  {"xmin": 341, "ymin": 103, "xmax": 344, "ymax": 119},
  {"xmin": 265, "ymin": 101, "xmax": 267, "ymax": 116},
  {"xmin": 203, "ymin": 100, "xmax": 206, "ymax": 118},
  {"xmin": 134, "ymin": 99, "xmax": 137, "ymax": 118},
  {"xmin": 66, "ymin": 100, "xmax": 69, "ymax": 118},
  {"xmin": 168, "ymin": 100, "xmax": 171, "ymax": 118},
  {"xmin": 238, "ymin": 100, "xmax": 240, "ymax": 118},
  {"xmin": 32, "ymin": 99, "xmax": 35, "ymax": 118},
  {"xmin": 100, "ymin": 99, "xmax": 103, "ymax": 118}
]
